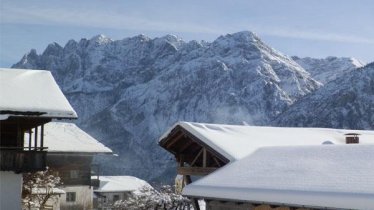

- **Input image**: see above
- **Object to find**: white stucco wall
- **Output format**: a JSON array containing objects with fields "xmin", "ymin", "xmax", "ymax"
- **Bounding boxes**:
[
  {"xmin": 95, "ymin": 191, "xmax": 131, "ymax": 210},
  {"xmin": 100, "ymin": 191, "xmax": 129, "ymax": 203},
  {"xmin": 60, "ymin": 185, "xmax": 93, "ymax": 210},
  {"xmin": 0, "ymin": 171, "xmax": 22, "ymax": 210}
]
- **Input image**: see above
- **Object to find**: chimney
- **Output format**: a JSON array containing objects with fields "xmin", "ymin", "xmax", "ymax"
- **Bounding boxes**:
[{"xmin": 345, "ymin": 133, "xmax": 360, "ymax": 144}]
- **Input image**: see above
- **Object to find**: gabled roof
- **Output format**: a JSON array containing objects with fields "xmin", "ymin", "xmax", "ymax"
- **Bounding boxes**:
[
  {"xmin": 183, "ymin": 144, "xmax": 374, "ymax": 209},
  {"xmin": 160, "ymin": 122, "xmax": 374, "ymax": 161},
  {"xmin": 0, "ymin": 68, "xmax": 77, "ymax": 119},
  {"xmin": 94, "ymin": 176, "xmax": 151, "ymax": 193},
  {"xmin": 25, "ymin": 122, "xmax": 112, "ymax": 154}
]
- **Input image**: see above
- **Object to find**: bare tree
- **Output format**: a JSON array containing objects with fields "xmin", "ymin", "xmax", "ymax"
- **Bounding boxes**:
[
  {"xmin": 112, "ymin": 185, "xmax": 191, "ymax": 210},
  {"xmin": 22, "ymin": 167, "xmax": 62, "ymax": 210}
]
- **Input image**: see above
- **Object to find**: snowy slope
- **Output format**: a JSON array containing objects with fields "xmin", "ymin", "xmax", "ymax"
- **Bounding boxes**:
[
  {"xmin": 12, "ymin": 31, "xmax": 322, "ymax": 181},
  {"xmin": 292, "ymin": 56, "xmax": 364, "ymax": 84},
  {"xmin": 273, "ymin": 63, "xmax": 374, "ymax": 129}
]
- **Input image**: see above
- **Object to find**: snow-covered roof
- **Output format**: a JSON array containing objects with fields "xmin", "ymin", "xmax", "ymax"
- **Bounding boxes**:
[
  {"xmin": 25, "ymin": 122, "xmax": 112, "ymax": 154},
  {"xmin": 32, "ymin": 187, "xmax": 65, "ymax": 195},
  {"xmin": 183, "ymin": 144, "xmax": 374, "ymax": 209},
  {"xmin": 0, "ymin": 68, "xmax": 77, "ymax": 119},
  {"xmin": 94, "ymin": 176, "xmax": 151, "ymax": 193},
  {"xmin": 160, "ymin": 122, "xmax": 374, "ymax": 161}
]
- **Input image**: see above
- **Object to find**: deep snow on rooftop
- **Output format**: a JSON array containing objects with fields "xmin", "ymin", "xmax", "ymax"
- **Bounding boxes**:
[
  {"xmin": 25, "ymin": 122, "xmax": 112, "ymax": 154},
  {"xmin": 94, "ymin": 176, "xmax": 151, "ymax": 193},
  {"xmin": 0, "ymin": 68, "xmax": 77, "ymax": 119},
  {"xmin": 161, "ymin": 122, "xmax": 374, "ymax": 161},
  {"xmin": 183, "ymin": 144, "xmax": 374, "ymax": 209}
]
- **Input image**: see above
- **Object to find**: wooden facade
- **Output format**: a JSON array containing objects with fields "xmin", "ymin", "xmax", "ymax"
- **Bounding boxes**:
[
  {"xmin": 47, "ymin": 154, "xmax": 98, "ymax": 210},
  {"xmin": 0, "ymin": 117, "xmax": 50, "ymax": 173},
  {"xmin": 47, "ymin": 154, "xmax": 94, "ymax": 186}
]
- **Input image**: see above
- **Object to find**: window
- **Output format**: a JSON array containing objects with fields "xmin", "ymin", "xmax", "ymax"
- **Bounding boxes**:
[
  {"xmin": 113, "ymin": 195, "xmax": 120, "ymax": 202},
  {"xmin": 66, "ymin": 192, "xmax": 76, "ymax": 202},
  {"xmin": 70, "ymin": 170, "xmax": 79, "ymax": 179}
]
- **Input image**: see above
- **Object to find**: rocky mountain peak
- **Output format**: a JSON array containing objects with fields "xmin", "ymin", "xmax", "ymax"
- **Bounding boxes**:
[
  {"xmin": 15, "ymin": 49, "xmax": 39, "ymax": 69},
  {"xmin": 64, "ymin": 39, "xmax": 78, "ymax": 51},
  {"xmin": 216, "ymin": 31, "xmax": 259, "ymax": 43},
  {"xmin": 212, "ymin": 31, "xmax": 262, "ymax": 51},
  {"xmin": 90, "ymin": 34, "xmax": 112, "ymax": 45},
  {"xmin": 42, "ymin": 42, "xmax": 63, "ymax": 56}
]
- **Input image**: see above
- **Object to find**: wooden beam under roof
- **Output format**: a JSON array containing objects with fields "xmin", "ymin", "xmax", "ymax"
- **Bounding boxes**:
[
  {"xmin": 177, "ymin": 166, "xmax": 218, "ymax": 176},
  {"xmin": 165, "ymin": 131, "xmax": 185, "ymax": 149},
  {"xmin": 203, "ymin": 148, "xmax": 207, "ymax": 168},
  {"xmin": 159, "ymin": 125, "xmax": 230, "ymax": 164},
  {"xmin": 213, "ymin": 157, "xmax": 222, "ymax": 167},
  {"xmin": 191, "ymin": 148, "xmax": 203, "ymax": 167},
  {"xmin": 178, "ymin": 140, "xmax": 194, "ymax": 153}
]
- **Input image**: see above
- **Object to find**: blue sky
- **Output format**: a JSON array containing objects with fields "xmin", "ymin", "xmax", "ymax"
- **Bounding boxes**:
[{"xmin": 1, "ymin": 0, "xmax": 373, "ymax": 67}]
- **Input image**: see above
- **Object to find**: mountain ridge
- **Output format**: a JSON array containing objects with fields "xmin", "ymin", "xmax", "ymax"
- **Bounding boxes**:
[
  {"xmin": 273, "ymin": 62, "xmax": 374, "ymax": 129},
  {"xmin": 11, "ymin": 31, "xmax": 369, "ymax": 182},
  {"xmin": 292, "ymin": 56, "xmax": 365, "ymax": 84}
]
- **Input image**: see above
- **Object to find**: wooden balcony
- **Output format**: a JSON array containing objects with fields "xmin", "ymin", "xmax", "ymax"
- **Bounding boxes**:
[{"xmin": 0, "ymin": 147, "xmax": 47, "ymax": 173}]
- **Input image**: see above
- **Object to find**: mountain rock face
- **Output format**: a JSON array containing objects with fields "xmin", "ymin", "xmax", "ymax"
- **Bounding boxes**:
[
  {"xmin": 273, "ymin": 63, "xmax": 374, "ymax": 130},
  {"xmin": 292, "ymin": 56, "xmax": 365, "ymax": 84},
  {"xmin": 12, "ymin": 31, "xmax": 367, "ymax": 182}
]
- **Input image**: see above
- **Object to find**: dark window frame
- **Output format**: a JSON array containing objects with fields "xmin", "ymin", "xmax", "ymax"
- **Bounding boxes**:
[
  {"xmin": 113, "ymin": 194, "xmax": 120, "ymax": 202},
  {"xmin": 66, "ymin": 192, "xmax": 76, "ymax": 202}
]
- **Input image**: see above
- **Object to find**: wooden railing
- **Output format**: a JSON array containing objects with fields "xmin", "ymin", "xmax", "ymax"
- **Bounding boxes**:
[{"xmin": 0, "ymin": 147, "xmax": 47, "ymax": 173}]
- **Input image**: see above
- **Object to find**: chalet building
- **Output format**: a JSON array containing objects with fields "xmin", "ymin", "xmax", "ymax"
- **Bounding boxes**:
[
  {"xmin": 0, "ymin": 68, "xmax": 77, "ymax": 210},
  {"xmin": 183, "ymin": 145, "xmax": 374, "ymax": 210},
  {"xmin": 93, "ymin": 176, "xmax": 151, "ymax": 210},
  {"xmin": 26, "ymin": 122, "xmax": 112, "ymax": 210},
  {"xmin": 159, "ymin": 122, "xmax": 374, "ymax": 210}
]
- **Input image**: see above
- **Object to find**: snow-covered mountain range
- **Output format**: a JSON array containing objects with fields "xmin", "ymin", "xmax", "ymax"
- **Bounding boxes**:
[
  {"xmin": 292, "ymin": 56, "xmax": 364, "ymax": 84},
  {"xmin": 12, "ymin": 31, "xmax": 371, "ymax": 182},
  {"xmin": 273, "ymin": 62, "xmax": 374, "ymax": 129}
]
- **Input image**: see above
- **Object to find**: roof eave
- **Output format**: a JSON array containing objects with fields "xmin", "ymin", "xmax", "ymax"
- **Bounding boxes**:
[{"xmin": 47, "ymin": 151, "xmax": 113, "ymax": 155}]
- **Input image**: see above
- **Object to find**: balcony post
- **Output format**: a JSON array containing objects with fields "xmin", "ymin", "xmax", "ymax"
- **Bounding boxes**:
[
  {"xmin": 28, "ymin": 129, "xmax": 32, "ymax": 150},
  {"xmin": 34, "ymin": 127, "xmax": 38, "ymax": 151},
  {"xmin": 41, "ymin": 125, "xmax": 44, "ymax": 150}
]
